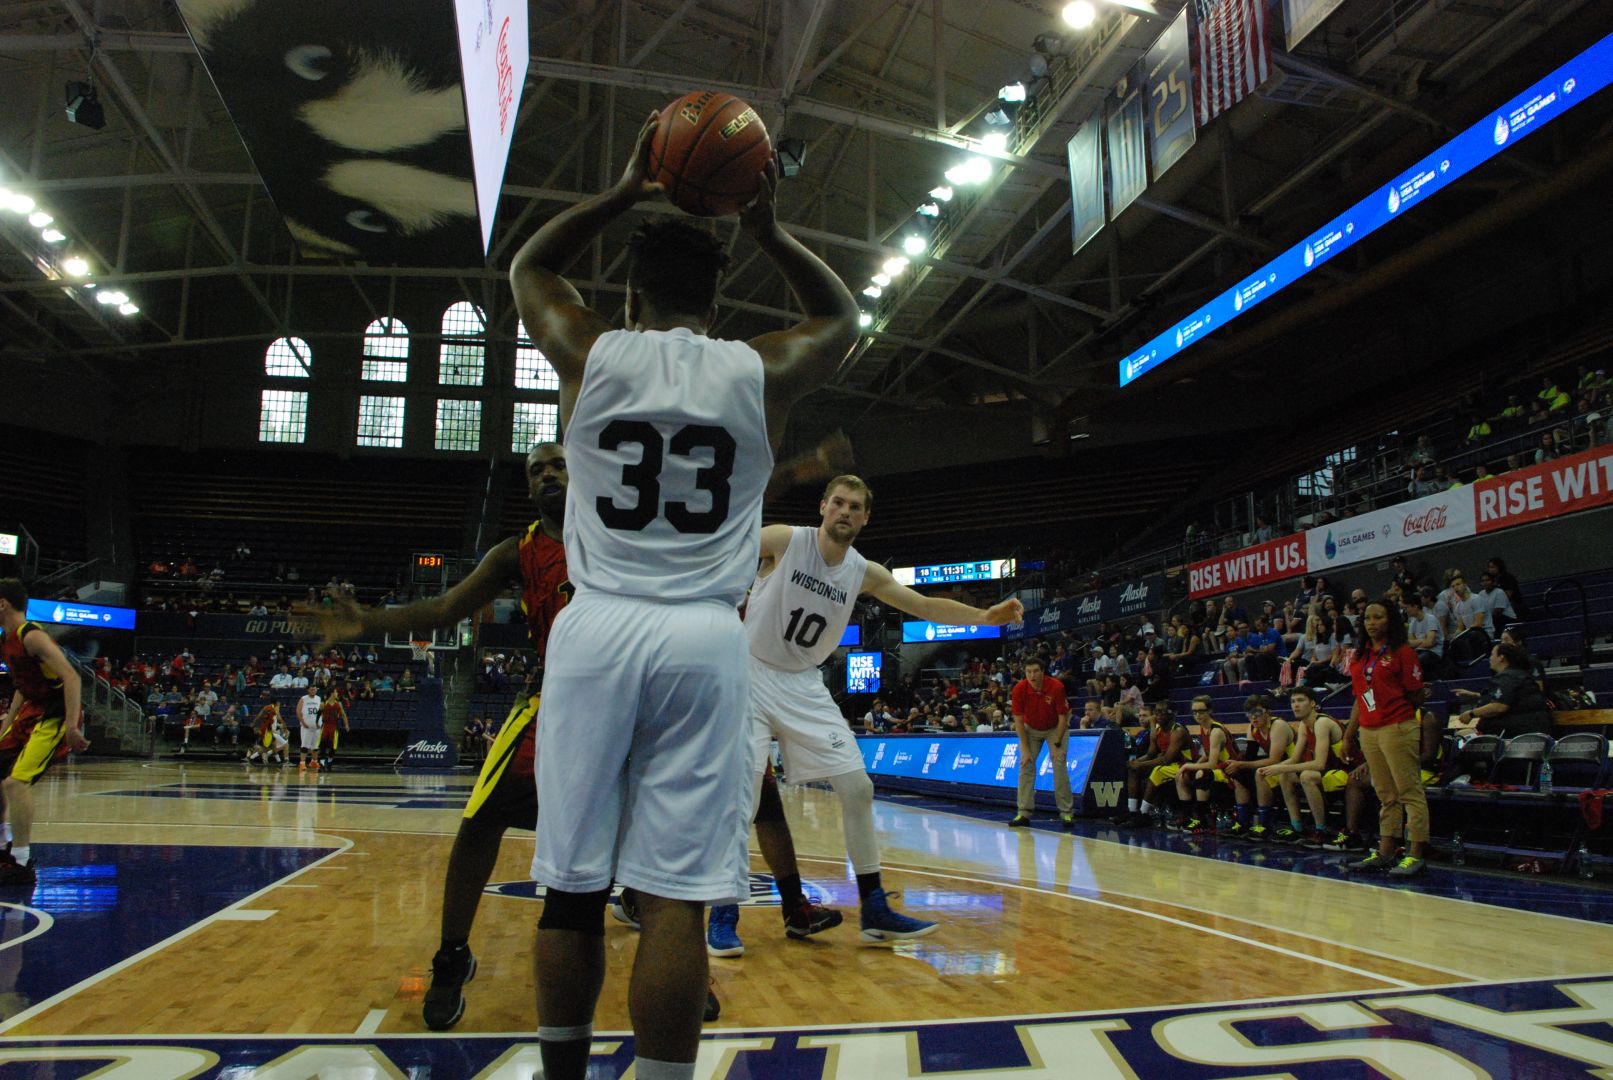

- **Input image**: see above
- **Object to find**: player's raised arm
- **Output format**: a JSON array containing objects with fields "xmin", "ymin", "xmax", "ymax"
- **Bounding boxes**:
[
  {"xmin": 741, "ymin": 166, "xmax": 861, "ymax": 450},
  {"xmin": 861, "ymin": 562, "xmax": 1024, "ymax": 627},
  {"xmin": 315, "ymin": 539, "xmax": 522, "ymax": 650},
  {"xmin": 510, "ymin": 111, "xmax": 666, "ymax": 425}
]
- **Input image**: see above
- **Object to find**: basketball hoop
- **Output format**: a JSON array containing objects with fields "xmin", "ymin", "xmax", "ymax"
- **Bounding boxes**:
[{"xmin": 410, "ymin": 638, "xmax": 435, "ymax": 676}]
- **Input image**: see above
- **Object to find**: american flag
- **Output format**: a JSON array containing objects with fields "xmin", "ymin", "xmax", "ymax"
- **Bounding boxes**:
[{"xmin": 1193, "ymin": 0, "xmax": 1271, "ymax": 126}]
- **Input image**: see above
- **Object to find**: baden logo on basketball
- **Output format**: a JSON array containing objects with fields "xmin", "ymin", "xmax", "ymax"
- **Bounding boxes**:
[{"xmin": 484, "ymin": 873, "xmax": 824, "ymax": 908}]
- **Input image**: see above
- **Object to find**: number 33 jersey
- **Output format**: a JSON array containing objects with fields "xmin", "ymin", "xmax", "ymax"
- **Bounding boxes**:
[
  {"xmin": 564, "ymin": 327, "xmax": 773, "ymax": 607},
  {"xmin": 745, "ymin": 526, "xmax": 866, "ymax": 672}
]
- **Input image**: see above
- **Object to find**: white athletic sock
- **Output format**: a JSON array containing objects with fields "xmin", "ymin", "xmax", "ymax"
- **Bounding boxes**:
[
  {"xmin": 12, "ymin": 845, "xmax": 29, "ymax": 865},
  {"xmin": 634, "ymin": 1058, "xmax": 696, "ymax": 1080},
  {"xmin": 0, "ymin": 822, "xmax": 11, "ymax": 845},
  {"xmin": 1128, "ymin": 798, "xmax": 1140, "ymax": 812},
  {"xmin": 1139, "ymin": 801, "xmax": 1154, "ymax": 815}
]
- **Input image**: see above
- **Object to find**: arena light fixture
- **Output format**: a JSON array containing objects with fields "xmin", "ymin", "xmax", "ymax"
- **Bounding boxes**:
[
  {"xmin": 872, "ymin": 273, "xmax": 891, "ymax": 287},
  {"xmin": 928, "ymin": 185, "xmax": 954, "ymax": 202},
  {"xmin": 862, "ymin": 284, "xmax": 883, "ymax": 298},
  {"xmin": 882, "ymin": 256, "xmax": 909, "ymax": 276},
  {"xmin": 62, "ymin": 255, "xmax": 90, "ymax": 277},
  {"xmin": 916, "ymin": 201, "xmax": 941, "ymax": 218},
  {"xmin": 857, "ymin": 312, "xmax": 873, "ymax": 328},
  {"xmin": 902, "ymin": 234, "xmax": 928, "ymax": 256},
  {"xmin": 5, "ymin": 192, "xmax": 36, "ymax": 215},
  {"xmin": 1062, "ymin": 1, "xmax": 1097, "ymax": 29},
  {"xmin": 981, "ymin": 131, "xmax": 1010, "ymax": 153},
  {"xmin": 945, "ymin": 157, "xmax": 993, "ymax": 186},
  {"xmin": 40, "ymin": 228, "xmax": 66, "ymax": 243},
  {"xmin": 96, "ymin": 289, "xmax": 129, "ymax": 306},
  {"xmin": 999, "ymin": 82, "xmax": 1028, "ymax": 103},
  {"xmin": 119, "ymin": 302, "xmax": 139, "ymax": 316},
  {"xmin": 27, "ymin": 210, "xmax": 52, "ymax": 228}
]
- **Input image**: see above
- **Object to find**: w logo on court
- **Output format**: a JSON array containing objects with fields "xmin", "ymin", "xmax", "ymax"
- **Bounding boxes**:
[
  {"xmin": 1091, "ymin": 781, "xmax": 1123, "ymax": 809},
  {"xmin": 485, "ymin": 873, "xmax": 825, "ymax": 908}
]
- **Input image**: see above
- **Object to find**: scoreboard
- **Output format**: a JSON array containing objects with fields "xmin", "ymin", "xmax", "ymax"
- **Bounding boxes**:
[
  {"xmin": 412, "ymin": 552, "xmax": 446, "ymax": 585},
  {"xmin": 892, "ymin": 558, "xmax": 1014, "ymax": 587}
]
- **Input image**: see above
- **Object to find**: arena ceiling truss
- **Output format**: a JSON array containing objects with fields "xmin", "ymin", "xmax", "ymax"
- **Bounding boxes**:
[{"xmin": 0, "ymin": 0, "xmax": 1604, "ymax": 430}]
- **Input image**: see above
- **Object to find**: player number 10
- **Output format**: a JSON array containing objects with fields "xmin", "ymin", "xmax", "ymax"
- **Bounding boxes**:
[{"xmin": 784, "ymin": 607, "xmax": 828, "ymax": 649}]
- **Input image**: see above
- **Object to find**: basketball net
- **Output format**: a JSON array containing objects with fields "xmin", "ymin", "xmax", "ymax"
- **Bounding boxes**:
[{"xmin": 410, "ymin": 639, "xmax": 435, "ymax": 676}]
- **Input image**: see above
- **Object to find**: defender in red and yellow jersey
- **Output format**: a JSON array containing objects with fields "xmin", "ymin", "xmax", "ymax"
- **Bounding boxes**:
[{"xmin": 0, "ymin": 578, "xmax": 89, "ymax": 886}]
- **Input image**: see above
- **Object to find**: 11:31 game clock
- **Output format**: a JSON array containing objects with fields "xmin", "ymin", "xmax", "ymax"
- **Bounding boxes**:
[{"xmin": 412, "ymin": 552, "xmax": 446, "ymax": 585}]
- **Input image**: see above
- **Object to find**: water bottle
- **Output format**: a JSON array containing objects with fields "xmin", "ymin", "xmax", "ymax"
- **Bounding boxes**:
[
  {"xmin": 1578, "ymin": 844, "xmax": 1595, "ymax": 880},
  {"xmin": 1450, "ymin": 831, "xmax": 1466, "ymax": 867},
  {"xmin": 1538, "ymin": 759, "xmax": 1553, "ymax": 794}
]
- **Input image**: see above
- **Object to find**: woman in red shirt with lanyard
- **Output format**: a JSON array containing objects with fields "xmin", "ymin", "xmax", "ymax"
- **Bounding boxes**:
[{"xmin": 1344, "ymin": 600, "xmax": 1429, "ymax": 877}]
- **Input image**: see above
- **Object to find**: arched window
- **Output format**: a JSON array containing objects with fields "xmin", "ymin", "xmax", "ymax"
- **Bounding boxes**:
[
  {"xmin": 363, "ymin": 317, "xmax": 409, "ymax": 382},
  {"xmin": 438, "ymin": 302, "xmax": 486, "ymax": 386},
  {"xmin": 515, "ymin": 321, "xmax": 559, "ymax": 390},
  {"xmin": 265, "ymin": 336, "xmax": 312, "ymax": 377}
]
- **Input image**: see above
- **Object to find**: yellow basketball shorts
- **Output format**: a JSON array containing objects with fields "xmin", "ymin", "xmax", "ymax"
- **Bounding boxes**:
[{"xmin": 463, "ymin": 694, "xmax": 540, "ymax": 830}]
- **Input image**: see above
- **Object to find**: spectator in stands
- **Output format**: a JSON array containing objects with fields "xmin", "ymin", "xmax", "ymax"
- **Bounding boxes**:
[
  {"xmin": 863, "ymin": 700, "xmax": 895, "ymax": 731},
  {"xmin": 974, "ymin": 710, "xmax": 994, "ymax": 733},
  {"xmin": 1407, "ymin": 435, "xmax": 1436, "ymax": 468},
  {"xmin": 1539, "ymin": 376, "xmax": 1571, "ymax": 412},
  {"xmin": 1462, "ymin": 413, "xmax": 1491, "ymax": 447},
  {"xmin": 289, "ymin": 667, "xmax": 310, "ymax": 690},
  {"xmin": 1116, "ymin": 674, "xmax": 1142, "ymax": 720},
  {"xmin": 215, "ymin": 703, "xmax": 241, "ymax": 746},
  {"xmin": 1404, "ymin": 594, "xmax": 1444, "ymax": 675},
  {"xmin": 1536, "ymin": 431, "xmax": 1566, "ymax": 464},
  {"xmin": 1495, "ymin": 394, "xmax": 1525, "ymax": 427},
  {"xmin": 1252, "ymin": 516, "xmax": 1275, "ymax": 543},
  {"xmin": 357, "ymin": 679, "xmax": 377, "ymax": 701},
  {"xmin": 1433, "ymin": 465, "xmax": 1455, "ymax": 489},
  {"xmin": 193, "ymin": 680, "xmax": 218, "ymax": 728},
  {"xmin": 1342, "ymin": 600, "xmax": 1428, "ymax": 877},
  {"xmin": 1165, "ymin": 621, "xmax": 1202, "ymax": 664},
  {"xmin": 1245, "ymin": 616, "xmax": 1283, "ymax": 680},
  {"xmin": 1221, "ymin": 622, "xmax": 1253, "ymax": 683},
  {"xmin": 1077, "ymin": 698, "xmax": 1107, "ymax": 729},
  {"xmin": 375, "ymin": 672, "xmax": 395, "ymax": 692},
  {"xmin": 1450, "ymin": 642, "xmax": 1552, "ymax": 737},
  {"xmin": 1221, "ymin": 594, "xmax": 1248, "ymax": 626},
  {"xmin": 286, "ymin": 566, "xmax": 301, "ymax": 582},
  {"xmin": 1475, "ymin": 571, "xmax": 1516, "ymax": 635},
  {"xmin": 270, "ymin": 664, "xmax": 294, "ymax": 689},
  {"xmin": 177, "ymin": 556, "xmax": 199, "ymax": 578},
  {"xmin": 1390, "ymin": 556, "xmax": 1417, "ymax": 596},
  {"xmin": 1288, "ymin": 612, "xmax": 1341, "ymax": 686}
]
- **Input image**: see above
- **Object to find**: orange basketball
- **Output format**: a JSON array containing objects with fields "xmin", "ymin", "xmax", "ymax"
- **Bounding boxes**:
[{"xmin": 648, "ymin": 91, "xmax": 772, "ymax": 217}]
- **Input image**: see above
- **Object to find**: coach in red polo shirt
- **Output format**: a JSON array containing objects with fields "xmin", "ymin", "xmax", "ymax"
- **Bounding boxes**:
[{"xmin": 1009, "ymin": 657, "xmax": 1073, "ymax": 829}]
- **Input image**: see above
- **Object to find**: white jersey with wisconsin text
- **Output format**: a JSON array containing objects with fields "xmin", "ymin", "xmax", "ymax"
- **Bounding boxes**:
[
  {"xmin": 563, "ymin": 327, "xmax": 772, "ymax": 607},
  {"xmin": 746, "ymin": 526, "xmax": 867, "ymax": 672}
]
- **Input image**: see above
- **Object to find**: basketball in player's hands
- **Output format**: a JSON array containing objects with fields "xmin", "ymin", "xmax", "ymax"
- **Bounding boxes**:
[{"xmin": 648, "ymin": 91, "xmax": 773, "ymax": 217}]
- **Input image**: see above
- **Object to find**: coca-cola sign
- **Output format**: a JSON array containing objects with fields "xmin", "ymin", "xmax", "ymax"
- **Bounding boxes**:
[{"xmin": 1402, "ymin": 505, "xmax": 1449, "ymax": 537}]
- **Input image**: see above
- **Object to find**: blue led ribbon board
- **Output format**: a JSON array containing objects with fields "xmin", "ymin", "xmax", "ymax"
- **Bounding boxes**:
[{"xmin": 1119, "ymin": 31, "xmax": 1613, "ymax": 387}]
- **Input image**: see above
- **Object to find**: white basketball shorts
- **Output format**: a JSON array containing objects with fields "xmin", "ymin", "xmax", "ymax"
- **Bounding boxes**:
[
  {"xmin": 532, "ymin": 592, "xmax": 753, "ymax": 904},
  {"xmin": 750, "ymin": 659, "xmax": 863, "ymax": 785},
  {"xmin": 299, "ymin": 725, "xmax": 320, "ymax": 751}
]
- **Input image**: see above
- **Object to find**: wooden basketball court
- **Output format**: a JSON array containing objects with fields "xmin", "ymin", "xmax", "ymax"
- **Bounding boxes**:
[{"xmin": 2, "ymin": 760, "xmax": 1612, "ymax": 1076}]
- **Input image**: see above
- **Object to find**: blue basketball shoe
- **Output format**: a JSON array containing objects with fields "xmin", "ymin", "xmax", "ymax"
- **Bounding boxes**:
[
  {"xmin": 859, "ymin": 889, "xmax": 938, "ymax": 943},
  {"xmin": 706, "ymin": 903, "xmax": 744, "ymax": 957}
]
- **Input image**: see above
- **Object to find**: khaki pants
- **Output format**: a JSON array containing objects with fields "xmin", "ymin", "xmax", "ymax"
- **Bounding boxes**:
[
  {"xmin": 1359, "ymin": 718, "xmax": 1428, "ymax": 844},
  {"xmin": 1018, "ymin": 725, "xmax": 1073, "ymax": 815}
]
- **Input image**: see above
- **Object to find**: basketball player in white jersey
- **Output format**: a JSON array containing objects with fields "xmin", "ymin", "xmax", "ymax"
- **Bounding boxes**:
[
  {"xmin": 510, "ymin": 112, "xmax": 860, "ymax": 1080},
  {"xmin": 707, "ymin": 475, "xmax": 1023, "ymax": 955}
]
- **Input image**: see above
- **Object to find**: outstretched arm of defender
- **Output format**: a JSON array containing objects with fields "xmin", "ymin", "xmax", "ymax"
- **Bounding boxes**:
[
  {"xmin": 743, "ymin": 166, "xmax": 860, "ymax": 445},
  {"xmin": 764, "ymin": 430, "xmax": 854, "ymax": 503},
  {"xmin": 315, "ymin": 539, "xmax": 522, "ymax": 649},
  {"xmin": 510, "ymin": 112, "xmax": 665, "ymax": 421},
  {"xmin": 861, "ymin": 562, "xmax": 1024, "ymax": 626}
]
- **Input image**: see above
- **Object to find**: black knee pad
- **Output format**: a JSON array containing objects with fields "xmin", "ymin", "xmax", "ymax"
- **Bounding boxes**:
[
  {"xmin": 1191, "ymin": 770, "xmax": 1217, "ymax": 792},
  {"xmin": 754, "ymin": 770, "xmax": 785, "ymax": 825},
  {"xmin": 538, "ymin": 887, "xmax": 610, "ymax": 936}
]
